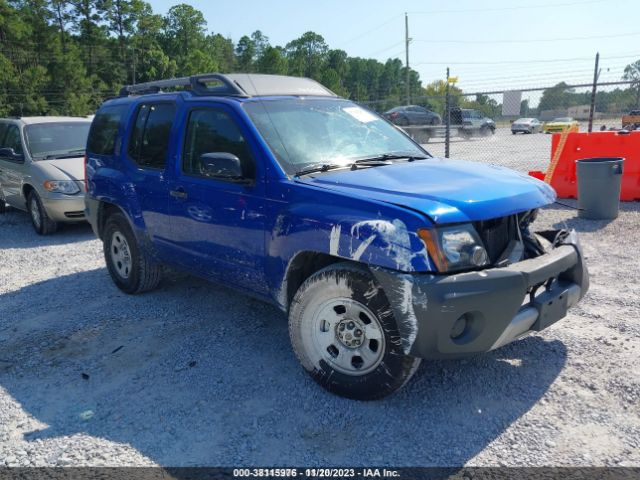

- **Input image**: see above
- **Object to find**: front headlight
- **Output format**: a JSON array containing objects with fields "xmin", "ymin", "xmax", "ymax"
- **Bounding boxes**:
[
  {"xmin": 43, "ymin": 180, "xmax": 80, "ymax": 195},
  {"xmin": 418, "ymin": 224, "xmax": 489, "ymax": 272}
]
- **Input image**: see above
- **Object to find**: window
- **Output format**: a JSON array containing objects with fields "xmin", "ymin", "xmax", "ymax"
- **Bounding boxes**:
[
  {"xmin": 87, "ymin": 105, "xmax": 128, "ymax": 155},
  {"xmin": 3, "ymin": 125, "xmax": 23, "ymax": 155},
  {"xmin": 128, "ymin": 103, "xmax": 176, "ymax": 169},
  {"xmin": 0, "ymin": 124, "xmax": 8, "ymax": 145},
  {"xmin": 182, "ymin": 108, "xmax": 254, "ymax": 179},
  {"xmin": 25, "ymin": 122, "xmax": 91, "ymax": 159}
]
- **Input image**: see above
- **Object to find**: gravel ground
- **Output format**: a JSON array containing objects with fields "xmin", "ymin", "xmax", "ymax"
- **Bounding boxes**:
[{"xmin": 1, "ymin": 200, "xmax": 639, "ymax": 467}]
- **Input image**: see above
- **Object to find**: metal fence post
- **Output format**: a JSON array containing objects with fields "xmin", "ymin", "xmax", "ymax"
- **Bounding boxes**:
[
  {"xmin": 445, "ymin": 67, "xmax": 450, "ymax": 158},
  {"xmin": 588, "ymin": 52, "xmax": 600, "ymax": 133}
]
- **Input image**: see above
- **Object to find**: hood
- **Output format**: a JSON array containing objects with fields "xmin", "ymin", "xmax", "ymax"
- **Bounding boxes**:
[
  {"xmin": 296, "ymin": 158, "xmax": 556, "ymax": 224},
  {"xmin": 35, "ymin": 157, "xmax": 85, "ymax": 181}
]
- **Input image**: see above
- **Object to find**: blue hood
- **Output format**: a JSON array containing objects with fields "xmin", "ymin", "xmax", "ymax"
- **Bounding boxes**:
[{"xmin": 296, "ymin": 157, "xmax": 556, "ymax": 224}]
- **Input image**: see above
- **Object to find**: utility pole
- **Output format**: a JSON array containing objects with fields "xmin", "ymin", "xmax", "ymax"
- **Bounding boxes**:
[
  {"xmin": 445, "ymin": 67, "xmax": 450, "ymax": 158},
  {"xmin": 405, "ymin": 12, "xmax": 411, "ymax": 105},
  {"xmin": 588, "ymin": 52, "xmax": 600, "ymax": 133},
  {"xmin": 132, "ymin": 48, "xmax": 137, "ymax": 85}
]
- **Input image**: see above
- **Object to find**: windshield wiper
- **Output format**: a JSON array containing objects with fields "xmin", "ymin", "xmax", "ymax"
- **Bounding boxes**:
[
  {"xmin": 353, "ymin": 153, "xmax": 430, "ymax": 164},
  {"xmin": 294, "ymin": 163, "xmax": 346, "ymax": 177},
  {"xmin": 41, "ymin": 149, "xmax": 86, "ymax": 160}
]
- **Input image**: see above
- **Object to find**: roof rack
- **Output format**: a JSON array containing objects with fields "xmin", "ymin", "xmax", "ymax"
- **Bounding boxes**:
[
  {"xmin": 119, "ymin": 73, "xmax": 338, "ymax": 99},
  {"xmin": 119, "ymin": 73, "xmax": 248, "ymax": 97}
]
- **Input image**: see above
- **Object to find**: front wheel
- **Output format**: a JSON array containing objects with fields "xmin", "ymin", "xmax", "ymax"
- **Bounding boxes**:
[
  {"xmin": 28, "ymin": 191, "xmax": 57, "ymax": 235},
  {"xmin": 103, "ymin": 212, "xmax": 162, "ymax": 294},
  {"xmin": 289, "ymin": 263, "xmax": 421, "ymax": 400}
]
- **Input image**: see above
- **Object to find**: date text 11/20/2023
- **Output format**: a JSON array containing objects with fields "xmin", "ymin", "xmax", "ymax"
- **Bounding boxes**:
[{"xmin": 232, "ymin": 468, "xmax": 400, "ymax": 477}]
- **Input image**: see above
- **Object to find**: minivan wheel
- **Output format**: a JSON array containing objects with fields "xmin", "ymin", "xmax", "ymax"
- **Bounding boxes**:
[
  {"xmin": 103, "ymin": 212, "xmax": 162, "ymax": 294},
  {"xmin": 289, "ymin": 263, "xmax": 421, "ymax": 400},
  {"xmin": 28, "ymin": 191, "xmax": 57, "ymax": 235}
]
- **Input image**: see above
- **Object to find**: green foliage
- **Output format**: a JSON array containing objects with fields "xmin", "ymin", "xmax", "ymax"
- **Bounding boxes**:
[{"xmin": 4, "ymin": 0, "xmax": 636, "ymax": 118}]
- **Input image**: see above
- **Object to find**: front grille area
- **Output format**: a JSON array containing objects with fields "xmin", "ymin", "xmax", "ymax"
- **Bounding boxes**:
[
  {"xmin": 64, "ymin": 211, "xmax": 85, "ymax": 218},
  {"xmin": 474, "ymin": 215, "xmax": 518, "ymax": 263}
]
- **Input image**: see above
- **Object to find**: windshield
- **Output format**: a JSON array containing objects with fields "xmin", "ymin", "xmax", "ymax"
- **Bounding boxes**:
[
  {"xmin": 243, "ymin": 98, "xmax": 429, "ymax": 175},
  {"xmin": 516, "ymin": 118, "xmax": 533, "ymax": 123},
  {"xmin": 25, "ymin": 122, "xmax": 91, "ymax": 159},
  {"xmin": 553, "ymin": 117, "xmax": 573, "ymax": 122}
]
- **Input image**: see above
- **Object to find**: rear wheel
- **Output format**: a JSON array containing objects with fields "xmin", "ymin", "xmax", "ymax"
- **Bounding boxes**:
[
  {"xmin": 28, "ymin": 191, "xmax": 57, "ymax": 235},
  {"xmin": 289, "ymin": 263, "xmax": 421, "ymax": 400},
  {"xmin": 103, "ymin": 212, "xmax": 162, "ymax": 294},
  {"xmin": 396, "ymin": 117, "xmax": 409, "ymax": 126}
]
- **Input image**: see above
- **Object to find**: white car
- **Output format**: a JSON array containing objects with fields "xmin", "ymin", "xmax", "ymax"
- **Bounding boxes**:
[
  {"xmin": 511, "ymin": 118, "xmax": 542, "ymax": 134},
  {"xmin": 0, "ymin": 116, "xmax": 92, "ymax": 234}
]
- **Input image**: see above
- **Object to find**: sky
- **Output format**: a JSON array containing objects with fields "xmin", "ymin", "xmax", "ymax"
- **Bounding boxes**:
[{"xmin": 147, "ymin": 0, "xmax": 640, "ymax": 93}]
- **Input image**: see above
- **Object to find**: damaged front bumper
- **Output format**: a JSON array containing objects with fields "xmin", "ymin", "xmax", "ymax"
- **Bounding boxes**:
[{"xmin": 372, "ymin": 230, "xmax": 589, "ymax": 359}]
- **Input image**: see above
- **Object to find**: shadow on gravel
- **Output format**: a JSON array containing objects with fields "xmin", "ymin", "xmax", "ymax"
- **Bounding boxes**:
[
  {"xmin": 0, "ymin": 210, "xmax": 94, "ymax": 248},
  {"xmin": 548, "ymin": 200, "xmax": 640, "ymax": 233},
  {"xmin": 0, "ymin": 268, "xmax": 567, "ymax": 466}
]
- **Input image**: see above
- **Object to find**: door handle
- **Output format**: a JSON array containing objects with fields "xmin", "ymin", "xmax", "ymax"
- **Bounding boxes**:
[{"xmin": 169, "ymin": 188, "xmax": 188, "ymax": 200}]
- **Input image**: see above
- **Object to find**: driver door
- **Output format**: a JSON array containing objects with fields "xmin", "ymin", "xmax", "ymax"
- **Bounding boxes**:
[
  {"xmin": 166, "ymin": 103, "xmax": 267, "ymax": 294},
  {"xmin": 0, "ymin": 123, "xmax": 27, "ymax": 208}
]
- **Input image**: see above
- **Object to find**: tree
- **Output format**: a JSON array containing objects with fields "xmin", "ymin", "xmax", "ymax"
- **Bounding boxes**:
[
  {"xmin": 161, "ymin": 3, "xmax": 213, "ymax": 75},
  {"xmin": 255, "ymin": 46, "xmax": 287, "ymax": 75},
  {"xmin": 623, "ymin": 60, "xmax": 640, "ymax": 108},
  {"xmin": 285, "ymin": 31, "xmax": 328, "ymax": 79}
]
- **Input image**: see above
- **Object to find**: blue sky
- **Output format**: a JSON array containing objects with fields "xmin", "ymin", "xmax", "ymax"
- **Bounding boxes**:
[{"xmin": 148, "ymin": 0, "xmax": 640, "ymax": 92}]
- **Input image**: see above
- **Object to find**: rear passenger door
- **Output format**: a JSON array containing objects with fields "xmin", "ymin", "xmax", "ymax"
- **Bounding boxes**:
[
  {"xmin": 166, "ymin": 103, "xmax": 267, "ymax": 294},
  {"xmin": 124, "ymin": 102, "xmax": 177, "ymax": 247}
]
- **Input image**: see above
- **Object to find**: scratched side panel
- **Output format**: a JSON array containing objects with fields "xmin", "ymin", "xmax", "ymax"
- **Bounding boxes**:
[{"xmin": 264, "ymin": 180, "xmax": 438, "ymax": 311}]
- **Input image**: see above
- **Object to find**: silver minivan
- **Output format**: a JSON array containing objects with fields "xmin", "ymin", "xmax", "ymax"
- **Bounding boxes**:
[{"xmin": 0, "ymin": 117, "xmax": 92, "ymax": 234}]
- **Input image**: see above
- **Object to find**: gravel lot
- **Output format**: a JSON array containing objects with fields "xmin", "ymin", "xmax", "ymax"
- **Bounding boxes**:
[{"xmin": 1, "ymin": 192, "xmax": 639, "ymax": 466}]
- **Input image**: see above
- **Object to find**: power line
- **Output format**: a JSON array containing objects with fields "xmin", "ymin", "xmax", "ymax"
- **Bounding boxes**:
[
  {"xmin": 412, "ymin": 31, "xmax": 640, "ymax": 45},
  {"xmin": 413, "ymin": 53, "xmax": 640, "ymax": 66},
  {"xmin": 334, "ymin": 14, "xmax": 403, "ymax": 47},
  {"xmin": 409, "ymin": 0, "xmax": 614, "ymax": 15}
]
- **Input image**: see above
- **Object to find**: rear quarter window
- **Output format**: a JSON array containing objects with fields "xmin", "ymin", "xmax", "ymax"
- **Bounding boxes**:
[{"xmin": 87, "ymin": 104, "xmax": 128, "ymax": 155}]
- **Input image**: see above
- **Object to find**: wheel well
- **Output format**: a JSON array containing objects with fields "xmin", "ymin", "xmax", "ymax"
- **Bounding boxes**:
[
  {"xmin": 97, "ymin": 202, "xmax": 125, "ymax": 240},
  {"xmin": 22, "ymin": 183, "xmax": 34, "ymax": 201},
  {"xmin": 285, "ymin": 252, "xmax": 354, "ymax": 308}
]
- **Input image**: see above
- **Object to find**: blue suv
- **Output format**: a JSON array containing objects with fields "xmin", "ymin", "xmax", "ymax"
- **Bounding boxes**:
[{"xmin": 85, "ymin": 74, "xmax": 589, "ymax": 399}]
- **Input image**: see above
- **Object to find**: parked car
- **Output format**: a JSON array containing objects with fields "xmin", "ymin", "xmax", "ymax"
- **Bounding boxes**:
[
  {"xmin": 621, "ymin": 109, "xmax": 640, "ymax": 130},
  {"xmin": 383, "ymin": 105, "xmax": 441, "ymax": 126},
  {"xmin": 511, "ymin": 118, "xmax": 542, "ymax": 134},
  {"xmin": 543, "ymin": 117, "xmax": 579, "ymax": 134},
  {"xmin": 85, "ymin": 73, "xmax": 589, "ymax": 400},
  {"xmin": 452, "ymin": 108, "xmax": 496, "ymax": 137},
  {"xmin": 0, "ymin": 116, "xmax": 92, "ymax": 234}
]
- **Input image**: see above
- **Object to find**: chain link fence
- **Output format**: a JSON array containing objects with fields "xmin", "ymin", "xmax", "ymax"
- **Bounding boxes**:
[{"xmin": 362, "ymin": 80, "xmax": 638, "ymax": 175}]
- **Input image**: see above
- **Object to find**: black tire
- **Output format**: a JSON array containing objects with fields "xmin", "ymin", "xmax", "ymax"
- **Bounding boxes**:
[
  {"xmin": 103, "ymin": 212, "xmax": 162, "ymax": 294},
  {"xmin": 396, "ymin": 116, "xmax": 409, "ymax": 126},
  {"xmin": 27, "ymin": 191, "xmax": 57, "ymax": 235},
  {"xmin": 0, "ymin": 189, "xmax": 6, "ymax": 214},
  {"xmin": 430, "ymin": 117, "xmax": 440, "ymax": 126},
  {"xmin": 512, "ymin": 131, "xmax": 517, "ymax": 135},
  {"xmin": 289, "ymin": 262, "xmax": 421, "ymax": 400}
]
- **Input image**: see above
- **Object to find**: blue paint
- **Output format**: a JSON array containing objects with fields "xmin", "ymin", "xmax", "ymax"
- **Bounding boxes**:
[{"xmin": 86, "ymin": 89, "xmax": 556, "ymax": 311}]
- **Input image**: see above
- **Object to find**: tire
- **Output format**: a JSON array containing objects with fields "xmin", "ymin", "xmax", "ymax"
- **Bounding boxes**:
[
  {"xmin": 396, "ymin": 117, "xmax": 409, "ymax": 126},
  {"xmin": 512, "ymin": 131, "xmax": 516, "ymax": 135},
  {"xmin": 103, "ymin": 212, "xmax": 162, "ymax": 294},
  {"xmin": 289, "ymin": 263, "xmax": 422, "ymax": 400},
  {"xmin": 28, "ymin": 191, "xmax": 57, "ymax": 235}
]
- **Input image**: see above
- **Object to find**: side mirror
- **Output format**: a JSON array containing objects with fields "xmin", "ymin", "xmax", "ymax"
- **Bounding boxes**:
[
  {"xmin": 0, "ymin": 147, "xmax": 23, "ymax": 161},
  {"xmin": 200, "ymin": 152, "xmax": 244, "ymax": 180}
]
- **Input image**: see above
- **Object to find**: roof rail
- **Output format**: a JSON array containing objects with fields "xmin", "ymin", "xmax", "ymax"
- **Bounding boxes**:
[{"xmin": 119, "ymin": 73, "xmax": 248, "ymax": 97}]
